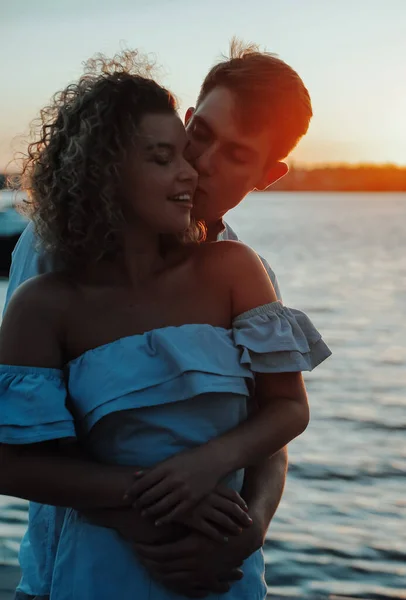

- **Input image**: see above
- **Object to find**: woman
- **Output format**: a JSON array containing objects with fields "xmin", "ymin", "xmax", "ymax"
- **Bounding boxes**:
[{"xmin": 0, "ymin": 52, "xmax": 330, "ymax": 599}]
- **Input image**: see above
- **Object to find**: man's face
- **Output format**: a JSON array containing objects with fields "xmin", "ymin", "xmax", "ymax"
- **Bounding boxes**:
[{"xmin": 185, "ymin": 86, "xmax": 272, "ymax": 224}]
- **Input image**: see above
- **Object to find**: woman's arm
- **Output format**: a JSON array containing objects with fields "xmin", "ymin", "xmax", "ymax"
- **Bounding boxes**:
[
  {"xmin": 126, "ymin": 374, "xmax": 306, "ymax": 523},
  {"xmin": 240, "ymin": 448, "xmax": 288, "ymax": 538},
  {"xmin": 0, "ymin": 276, "xmax": 134, "ymax": 509},
  {"xmin": 203, "ymin": 242, "xmax": 309, "ymax": 473},
  {"xmin": 203, "ymin": 371, "xmax": 308, "ymax": 474}
]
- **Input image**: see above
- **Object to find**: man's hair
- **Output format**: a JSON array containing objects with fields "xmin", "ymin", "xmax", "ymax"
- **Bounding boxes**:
[{"xmin": 197, "ymin": 38, "xmax": 312, "ymax": 160}]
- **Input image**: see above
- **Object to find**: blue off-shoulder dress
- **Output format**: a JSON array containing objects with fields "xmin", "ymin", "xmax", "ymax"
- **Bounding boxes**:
[{"xmin": 0, "ymin": 302, "xmax": 331, "ymax": 600}]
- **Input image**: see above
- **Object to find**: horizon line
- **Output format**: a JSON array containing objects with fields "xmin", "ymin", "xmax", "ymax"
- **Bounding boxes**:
[{"xmin": 1, "ymin": 162, "xmax": 406, "ymax": 175}]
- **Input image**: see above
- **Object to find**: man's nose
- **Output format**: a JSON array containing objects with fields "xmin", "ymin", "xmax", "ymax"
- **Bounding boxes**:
[{"xmin": 194, "ymin": 145, "xmax": 217, "ymax": 176}]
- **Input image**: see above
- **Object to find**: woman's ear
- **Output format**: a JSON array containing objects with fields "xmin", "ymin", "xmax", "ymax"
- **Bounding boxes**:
[{"xmin": 255, "ymin": 162, "xmax": 289, "ymax": 191}]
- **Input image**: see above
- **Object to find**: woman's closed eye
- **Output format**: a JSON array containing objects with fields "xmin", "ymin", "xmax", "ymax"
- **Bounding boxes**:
[
  {"xmin": 153, "ymin": 152, "xmax": 172, "ymax": 166},
  {"xmin": 145, "ymin": 143, "xmax": 175, "ymax": 166}
]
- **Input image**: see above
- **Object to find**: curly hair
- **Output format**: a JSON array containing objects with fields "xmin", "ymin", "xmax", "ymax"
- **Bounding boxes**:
[{"xmin": 19, "ymin": 50, "xmax": 204, "ymax": 267}]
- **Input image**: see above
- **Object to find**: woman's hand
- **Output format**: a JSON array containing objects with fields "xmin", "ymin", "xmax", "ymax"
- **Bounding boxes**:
[
  {"xmin": 124, "ymin": 446, "xmax": 226, "ymax": 524},
  {"xmin": 176, "ymin": 484, "xmax": 253, "ymax": 543}
]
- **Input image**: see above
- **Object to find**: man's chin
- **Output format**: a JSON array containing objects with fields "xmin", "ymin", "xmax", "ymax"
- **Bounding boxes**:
[
  {"xmin": 192, "ymin": 213, "xmax": 222, "ymax": 226},
  {"xmin": 191, "ymin": 208, "xmax": 206, "ymax": 223}
]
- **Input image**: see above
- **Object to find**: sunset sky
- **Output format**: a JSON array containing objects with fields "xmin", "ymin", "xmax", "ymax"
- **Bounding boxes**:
[{"xmin": 1, "ymin": 0, "xmax": 405, "ymax": 170}]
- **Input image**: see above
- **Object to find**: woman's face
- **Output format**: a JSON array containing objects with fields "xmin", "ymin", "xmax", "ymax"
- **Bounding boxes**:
[{"xmin": 123, "ymin": 112, "xmax": 198, "ymax": 234}]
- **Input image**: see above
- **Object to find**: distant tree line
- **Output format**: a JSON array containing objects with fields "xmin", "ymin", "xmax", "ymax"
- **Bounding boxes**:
[
  {"xmin": 1, "ymin": 165, "xmax": 406, "ymax": 192},
  {"xmin": 270, "ymin": 164, "xmax": 406, "ymax": 192}
]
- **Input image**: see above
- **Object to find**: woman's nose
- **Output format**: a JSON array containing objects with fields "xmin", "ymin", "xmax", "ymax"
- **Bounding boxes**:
[{"xmin": 180, "ymin": 160, "xmax": 198, "ymax": 186}]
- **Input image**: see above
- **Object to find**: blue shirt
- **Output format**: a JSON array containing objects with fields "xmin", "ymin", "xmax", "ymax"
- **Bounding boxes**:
[{"xmin": 4, "ymin": 219, "xmax": 283, "ymax": 597}]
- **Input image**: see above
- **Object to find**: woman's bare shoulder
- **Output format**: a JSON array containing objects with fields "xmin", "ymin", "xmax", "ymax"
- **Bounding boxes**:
[
  {"xmin": 0, "ymin": 272, "xmax": 76, "ymax": 368},
  {"xmin": 192, "ymin": 240, "xmax": 265, "ymax": 277},
  {"xmin": 192, "ymin": 240, "xmax": 277, "ymax": 318},
  {"xmin": 5, "ymin": 272, "xmax": 75, "ymax": 317}
]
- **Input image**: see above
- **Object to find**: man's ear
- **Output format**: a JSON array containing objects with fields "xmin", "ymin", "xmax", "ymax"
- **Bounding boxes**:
[
  {"xmin": 255, "ymin": 162, "xmax": 289, "ymax": 191},
  {"xmin": 184, "ymin": 107, "xmax": 195, "ymax": 127}
]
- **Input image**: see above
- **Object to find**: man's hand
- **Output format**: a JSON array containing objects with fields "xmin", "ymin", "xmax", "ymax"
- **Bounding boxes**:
[{"xmin": 134, "ymin": 517, "xmax": 263, "ymax": 598}]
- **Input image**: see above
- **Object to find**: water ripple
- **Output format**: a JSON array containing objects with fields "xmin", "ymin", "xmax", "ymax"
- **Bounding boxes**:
[{"xmin": 1, "ymin": 193, "xmax": 406, "ymax": 598}]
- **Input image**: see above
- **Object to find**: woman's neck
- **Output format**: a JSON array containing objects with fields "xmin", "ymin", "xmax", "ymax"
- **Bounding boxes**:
[
  {"xmin": 80, "ymin": 224, "xmax": 186, "ymax": 288},
  {"xmin": 120, "ymin": 223, "xmax": 165, "ymax": 285}
]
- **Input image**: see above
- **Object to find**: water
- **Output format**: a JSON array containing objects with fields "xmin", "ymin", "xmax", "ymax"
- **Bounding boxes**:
[
  {"xmin": 0, "ymin": 192, "xmax": 405, "ymax": 599},
  {"xmin": 0, "ymin": 191, "xmax": 28, "ymax": 240}
]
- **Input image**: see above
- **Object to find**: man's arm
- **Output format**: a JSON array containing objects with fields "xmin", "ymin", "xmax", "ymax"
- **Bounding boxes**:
[{"xmin": 0, "ymin": 442, "xmax": 134, "ymax": 509}]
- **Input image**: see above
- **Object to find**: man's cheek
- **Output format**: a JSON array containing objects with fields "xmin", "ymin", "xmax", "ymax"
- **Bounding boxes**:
[{"xmin": 227, "ymin": 179, "xmax": 248, "ymax": 197}]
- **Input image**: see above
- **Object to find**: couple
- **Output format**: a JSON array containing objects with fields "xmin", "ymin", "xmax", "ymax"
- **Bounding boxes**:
[{"xmin": 0, "ymin": 43, "xmax": 331, "ymax": 599}]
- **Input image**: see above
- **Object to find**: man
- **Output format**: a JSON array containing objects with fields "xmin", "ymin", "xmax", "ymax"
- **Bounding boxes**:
[{"xmin": 4, "ymin": 40, "xmax": 312, "ymax": 599}]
